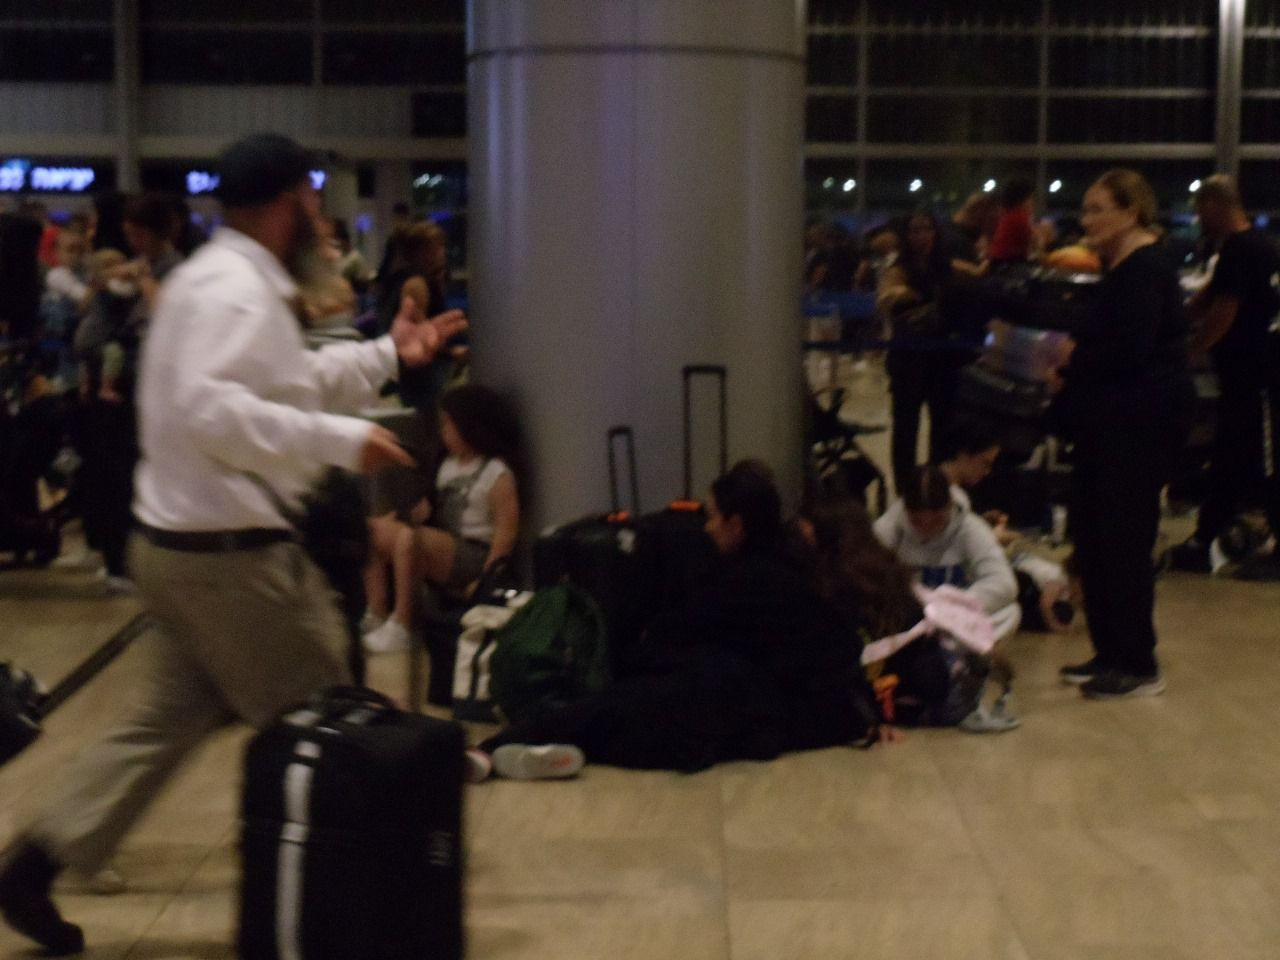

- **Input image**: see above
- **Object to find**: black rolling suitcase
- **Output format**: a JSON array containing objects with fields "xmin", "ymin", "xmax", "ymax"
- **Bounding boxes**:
[
  {"xmin": 534, "ymin": 426, "xmax": 648, "ymax": 671},
  {"xmin": 633, "ymin": 364, "xmax": 726, "ymax": 622},
  {"xmin": 239, "ymin": 687, "xmax": 465, "ymax": 960}
]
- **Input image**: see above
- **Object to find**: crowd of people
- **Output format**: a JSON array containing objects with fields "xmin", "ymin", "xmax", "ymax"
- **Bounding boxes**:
[{"xmin": 0, "ymin": 135, "xmax": 1277, "ymax": 956}]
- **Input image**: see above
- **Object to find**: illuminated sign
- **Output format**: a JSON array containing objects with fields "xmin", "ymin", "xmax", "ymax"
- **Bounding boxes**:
[
  {"xmin": 185, "ymin": 169, "xmax": 327, "ymax": 196},
  {"xmin": 0, "ymin": 159, "xmax": 96, "ymax": 193}
]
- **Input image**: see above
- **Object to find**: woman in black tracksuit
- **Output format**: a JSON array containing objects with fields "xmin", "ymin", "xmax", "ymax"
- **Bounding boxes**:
[
  {"xmin": 1054, "ymin": 169, "xmax": 1194, "ymax": 699},
  {"xmin": 478, "ymin": 468, "xmax": 881, "ymax": 773}
]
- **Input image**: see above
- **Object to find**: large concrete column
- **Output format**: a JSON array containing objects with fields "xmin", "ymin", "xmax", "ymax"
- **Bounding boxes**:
[
  {"xmin": 468, "ymin": 0, "xmax": 807, "ymax": 529},
  {"xmin": 113, "ymin": 0, "xmax": 141, "ymax": 191}
]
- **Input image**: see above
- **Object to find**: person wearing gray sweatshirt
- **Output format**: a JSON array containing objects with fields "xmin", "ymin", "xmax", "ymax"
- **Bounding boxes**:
[{"xmin": 873, "ymin": 465, "xmax": 1021, "ymax": 641}]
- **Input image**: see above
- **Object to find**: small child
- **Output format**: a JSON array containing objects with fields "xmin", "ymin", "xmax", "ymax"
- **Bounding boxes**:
[
  {"xmin": 74, "ymin": 249, "xmax": 137, "ymax": 404},
  {"xmin": 363, "ymin": 385, "xmax": 522, "ymax": 653}
]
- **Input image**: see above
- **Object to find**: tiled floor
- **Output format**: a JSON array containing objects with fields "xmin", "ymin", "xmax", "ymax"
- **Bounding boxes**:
[{"xmin": 3, "ymin": 365, "xmax": 1279, "ymax": 959}]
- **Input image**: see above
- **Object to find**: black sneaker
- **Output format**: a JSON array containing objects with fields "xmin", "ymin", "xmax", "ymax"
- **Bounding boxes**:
[
  {"xmin": 0, "ymin": 841, "xmax": 83, "ymax": 956},
  {"xmin": 1169, "ymin": 538, "xmax": 1212, "ymax": 573},
  {"xmin": 1059, "ymin": 657, "xmax": 1103, "ymax": 685},
  {"xmin": 1080, "ymin": 670, "xmax": 1166, "ymax": 700}
]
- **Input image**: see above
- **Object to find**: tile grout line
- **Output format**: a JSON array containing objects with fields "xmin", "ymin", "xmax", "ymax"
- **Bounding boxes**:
[
  {"xmin": 922, "ymin": 732, "xmax": 1039, "ymax": 960},
  {"xmin": 119, "ymin": 825, "xmax": 234, "ymax": 960},
  {"xmin": 716, "ymin": 767, "xmax": 738, "ymax": 960}
]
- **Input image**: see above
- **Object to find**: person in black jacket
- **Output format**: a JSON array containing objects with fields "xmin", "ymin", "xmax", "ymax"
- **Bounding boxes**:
[
  {"xmin": 1173, "ymin": 175, "xmax": 1280, "ymax": 579},
  {"xmin": 1054, "ymin": 169, "xmax": 1194, "ymax": 699},
  {"xmin": 469, "ymin": 466, "xmax": 881, "ymax": 780}
]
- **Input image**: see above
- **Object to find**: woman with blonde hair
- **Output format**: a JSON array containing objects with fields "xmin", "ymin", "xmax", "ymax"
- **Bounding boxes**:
[{"xmin": 1054, "ymin": 169, "xmax": 1193, "ymax": 699}]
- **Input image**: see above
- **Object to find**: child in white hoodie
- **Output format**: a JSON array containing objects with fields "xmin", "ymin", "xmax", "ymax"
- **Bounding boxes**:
[{"xmin": 874, "ymin": 465, "xmax": 1021, "ymax": 641}]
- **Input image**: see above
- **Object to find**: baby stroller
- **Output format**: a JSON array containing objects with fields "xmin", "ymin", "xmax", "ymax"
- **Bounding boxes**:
[{"xmin": 807, "ymin": 386, "xmax": 888, "ymax": 515}]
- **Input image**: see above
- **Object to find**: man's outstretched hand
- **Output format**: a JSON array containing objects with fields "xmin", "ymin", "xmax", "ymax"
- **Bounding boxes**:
[
  {"xmin": 359, "ymin": 424, "xmax": 417, "ymax": 474},
  {"xmin": 390, "ymin": 296, "xmax": 468, "ymax": 368}
]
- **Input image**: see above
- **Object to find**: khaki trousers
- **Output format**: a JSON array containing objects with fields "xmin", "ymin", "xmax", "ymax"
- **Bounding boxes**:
[{"xmin": 30, "ymin": 534, "xmax": 351, "ymax": 873}]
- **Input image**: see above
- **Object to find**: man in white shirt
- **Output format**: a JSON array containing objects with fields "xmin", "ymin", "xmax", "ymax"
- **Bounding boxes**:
[{"xmin": 0, "ymin": 133, "xmax": 466, "ymax": 955}]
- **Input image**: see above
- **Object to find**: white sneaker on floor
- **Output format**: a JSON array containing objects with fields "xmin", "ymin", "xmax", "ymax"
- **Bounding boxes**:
[
  {"xmin": 103, "ymin": 575, "xmax": 136, "ymax": 595},
  {"xmin": 363, "ymin": 618, "xmax": 411, "ymax": 654},
  {"xmin": 464, "ymin": 748, "xmax": 493, "ymax": 784},
  {"xmin": 51, "ymin": 549, "xmax": 102, "ymax": 572},
  {"xmin": 73, "ymin": 864, "xmax": 127, "ymax": 895},
  {"xmin": 358, "ymin": 610, "xmax": 384, "ymax": 634},
  {"xmin": 492, "ymin": 744, "xmax": 585, "ymax": 781}
]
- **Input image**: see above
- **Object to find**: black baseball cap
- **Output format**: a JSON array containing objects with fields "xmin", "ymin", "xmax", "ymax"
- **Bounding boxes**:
[{"xmin": 216, "ymin": 133, "xmax": 317, "ymax": 209}]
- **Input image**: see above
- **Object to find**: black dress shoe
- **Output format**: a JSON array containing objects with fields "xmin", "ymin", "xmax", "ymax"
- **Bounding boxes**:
[{"xmin": 0, "ymin": 840, "xmax": 84, "ymax": 955}]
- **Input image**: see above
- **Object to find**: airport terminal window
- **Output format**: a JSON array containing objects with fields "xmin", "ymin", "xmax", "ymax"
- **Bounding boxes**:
[
  {"xmin": 868, "ymin": 0, "xmax": 1040, "ymax": 27},
  {"xmin": 863, "ymin": 158, "xmax": 1037, "ymax": 212},
  {"xmin": 1241, "ymin": 99, "xmax": 1280, "ymax": 143},
  {"xmin": 805, "ymin": 160, "xmax": 861, "ymax": 212},
  {"xmin": 867, "ymin": 96, "xmax": 1037, "ymax": 144},
  {"xmin": 806, "ymin": 96, "xmax": 859, "ymax": 143},
  {"xmin": 412, "ymin": 92, "xmax": 466, "ymax": 139},
  {"xmin": 1048, "ymin": 97, "xmax": 1213, "ymax": 143},
  {"xmin": 807, "ymin": 34, "xmax": 858, "ymax": 87},
  {"xmin": 1244, "ymin": 39, "xmax": 1280, "ymax": 89},
  {"xmin": 807, "ymin": 0, "xmax": 859, "ymax": 26},
  {"xmin": 322, "ymin": 31, "xmax": 465, "ymax": 85},
  {"xmin": 868, "ymin": 35, "xmax": 1039, "ymax": 88},
  {"xmin": 1247, "ymin": 0, "xmax": 1280, "ymax": 27},
  {"xmin": 0, "ymin": 29, "xmax": 112, "ymax": 82},
  {"xmin": 0, "ymin": 0, "xmax": 110, "ymax": 18},
  {"xmin": 1044, "ymin": 160, "xmax": 1210, "ymax": 213},
  {"xmin": 142, "ymin": 29, "xmax": 312, "ymax": 84},
  {"xmin": 322, "ymin": 0, "xmax": 464, "ymax": 25},
  {"xmin": 1047, "ymin": 0, "xmax": 1215, "ymax": 28},
  {"xmin": 1239, "ymin": 162, "xmax": 1280, "ymax": 211},
  {"xmin": 1049, "ymin": 37, "xmax": 1215, "ymax": 89},
  {"xmin": 140, "ymin": 0, "xmax": 312, "ymax": 23}
]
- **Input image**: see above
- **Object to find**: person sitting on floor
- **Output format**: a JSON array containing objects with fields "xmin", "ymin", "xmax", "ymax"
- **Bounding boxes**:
[
  {"xmin": 363, "ymin": 385, "xmax": 522, "ymax": 653},
  {"xmin": 464, "ymin": 466, "xmax": 883, "ymax": 781},
  {"xmin": 873, "ymin": 464, "xmax": 1021, "ymax": 641}
]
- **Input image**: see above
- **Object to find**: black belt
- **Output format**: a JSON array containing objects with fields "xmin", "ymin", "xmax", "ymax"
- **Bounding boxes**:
[{"xmin": 137, "ymin": 523, "xmax": 295, "ymax": 554}]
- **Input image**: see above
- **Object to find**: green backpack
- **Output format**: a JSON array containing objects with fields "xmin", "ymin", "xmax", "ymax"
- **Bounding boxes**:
[{"xmin": 489, "ymin": 583, "xmax": 612, "ymax": 724}]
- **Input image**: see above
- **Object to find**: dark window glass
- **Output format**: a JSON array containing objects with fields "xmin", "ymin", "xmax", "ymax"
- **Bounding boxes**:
[
  {"xmin": 1044, "ymin": 160, "xmax": 1209, "ymax": 214},
  {"xmin": 806, "ymin": 95, "xmax": 859, "ymax": 143},
  {"xmin": 1240, "ymin": 161, "xmax": 1280, "ymax": 210},
  {"xmin": 864, "ymin": 158, "xmax": 1037, "ymax": 212},
  {"xmin": 805, "ymin": 159, "xmax": 861, "ymax": 210},
  {"xmin": 1242, "ymin": 98, "xmax": 1280, "ymax": 142},
  {"xmin": 411, "ymin": 91, "xmax": 466, "ymax": 138},
  {"xmin": 1048, "ymin": 0, "xmax": 1215, "ymax": 27},
  {"xmin": 869, "ymin": 0, "xmax": 1039, "ymax": 26},
  {"xmin": 323, "ymin": 31, "xmax": 465, "ymax": 84},
  {"xmin": 1244, "ymin": 39, "xmax": 1280, "ymax": 89},
  {"xmin": 868, "ymin": 96, "xmax": 1037, "ymax": 143},
  {"xmin": 1247, "ymin": 0, "xmax": 1280, "ymax": 27},
  {"xmin": 322, "ymin": 0, "xmax": 464, "ymax": 25},
  {"xmin": 1050, "ymin": 37, "xmax": 1214, "ymax": 88},
  {"xmin": 142, "ymin": 29, "xmax": 311, "ymax": 83},
  {"xmin": 0, "ymin": 0, "xmax": 111, "ymax": 18},
  {"xmin": 807, "ymin": 34, "xmax": 858, "ymax": 86},
  {"xmin": 140, "ymin": 0, "xmax": 312, "ymax": 22},
  {"xmin": 807, "ymin": 0, "xmax": 859, "ymax": 26},
  {"xmin": 869, "ymin": 35, "xmax": 1039, "ymax": 87},
  {"xmin": 1048, "ymin": 97, "xmax": 1213, "ymax": 142},
  {"xmin": 0, "ymin": 29, "xmax": 113, "ymax": 81}
]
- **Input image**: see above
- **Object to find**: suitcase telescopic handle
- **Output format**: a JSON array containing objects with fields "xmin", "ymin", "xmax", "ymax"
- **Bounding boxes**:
[
  {"xmin": 681, "ymin": 364, "xmax": 728, "ymax": 500},
  {"xmin": 606, "ymin": 426, "xmax": 641, "ymax": 516},
  {"xmin": 312, "ymin": 686, "xmax": 396, "ymax": 721}
]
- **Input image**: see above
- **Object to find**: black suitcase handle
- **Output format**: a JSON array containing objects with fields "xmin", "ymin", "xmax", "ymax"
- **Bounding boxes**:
[
  {"xmin": 311, "ymin": 686, "xmax": 397, "ymax": 722},
  {"xmin": 606, "ymin": 426, "xmax": 641, "ymax": 516},
  {"xmin": 681, "ymin": 364, "xmax": 728, "ymax": 500}
]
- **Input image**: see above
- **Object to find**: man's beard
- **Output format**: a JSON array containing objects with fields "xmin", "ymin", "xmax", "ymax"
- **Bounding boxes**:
[{"xmin": 284, "ymin": 203, "xmax": 332, "ymax": 293}]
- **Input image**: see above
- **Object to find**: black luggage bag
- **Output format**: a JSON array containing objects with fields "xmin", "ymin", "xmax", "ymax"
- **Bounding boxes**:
[
  {"xmin": 632, "ymin": 364, "xmax": 726, "ymax": 632},
  {"xmin": 239, "ymin": 687, "xmax": 465, "ymax": 960},
  {"xmin": 534, "ymin": 425, "xmax": 650, "ymax": 671}
]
